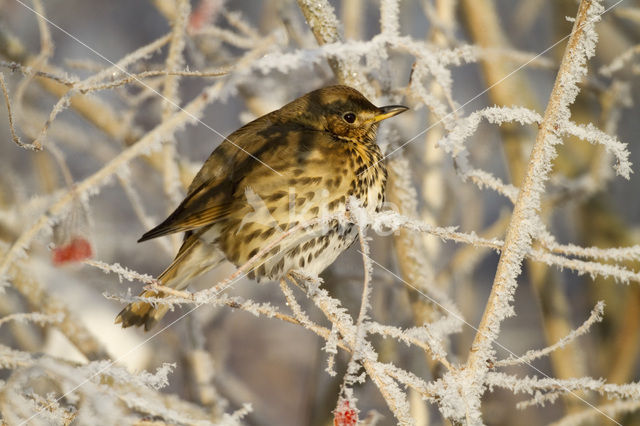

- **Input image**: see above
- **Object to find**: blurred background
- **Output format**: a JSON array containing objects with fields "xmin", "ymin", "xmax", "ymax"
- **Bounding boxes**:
[{"xmin": 1, "ymin": 0, "xmax": 640, "ymax": 424}]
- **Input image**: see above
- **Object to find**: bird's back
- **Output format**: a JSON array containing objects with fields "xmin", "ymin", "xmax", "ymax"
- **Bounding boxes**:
[{"xmin": 140, "ymin": 85, "xmax": 391, "ymax": 281}]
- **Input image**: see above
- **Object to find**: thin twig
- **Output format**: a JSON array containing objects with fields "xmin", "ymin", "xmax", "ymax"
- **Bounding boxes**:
[{"xmin": 0, "ymin": 73, "xmax": 24, "ymax": 147}]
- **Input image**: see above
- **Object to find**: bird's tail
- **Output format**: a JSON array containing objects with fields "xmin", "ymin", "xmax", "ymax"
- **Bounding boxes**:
[{"xmin": 116, "ymin": 237, "xmax": 223, "ymax": 331}]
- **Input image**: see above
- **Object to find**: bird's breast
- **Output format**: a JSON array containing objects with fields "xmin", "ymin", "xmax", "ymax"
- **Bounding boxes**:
[
  {"xmin": 346, "ymin": 142, "xmax": 387, "ymax": 214},
  {"xmin": 210, "ymin": 138, "xmax": 387, "ymax": 282}
]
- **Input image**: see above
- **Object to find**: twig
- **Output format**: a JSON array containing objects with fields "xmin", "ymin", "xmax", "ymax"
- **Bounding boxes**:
[
  {"xmin": 495, "ymin": 302, "xmax": 605, "ymax": 367},
  {"xmin": 0, "ymin": 26, "xmax": 140, "ymax": 144},
  {"xmin": 551, "ymin": 400, "xmax": 640, "ymax": 426},
  {"xmin": 334, "ymin": 217, "xmax": 375, "ymax": 409},
  {"xmin": 76, "ymin": 68, "xmax": 230, "ymax": 93},
  {"xmin": 0, "ymin": 311, "xmax": 63, "ymax": 328},
  {"xmin": 289, "ymin": 273, "xmax": 415, "ymax": 425},
  {"xmin": 0, "ymin": 73, "xmax": 23, "ymax": 147},
  {"xmin": 279, "ymin": 279, "xmax": 335, "ymax": 345},
  {"xmin": 0, "ymin": 60, "xmax": 76, "ymax": 86},
  {"xmin": 465, "ymin": 0, "xmax": 605, "ymax": 421},
  {"xmin": 295, "ymin": 0, "xmax": 369, "ymax": 93}
]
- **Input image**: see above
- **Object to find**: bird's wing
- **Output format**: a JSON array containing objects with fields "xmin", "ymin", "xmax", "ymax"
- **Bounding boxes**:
[
  {"xmin": 137, "ymin": 180, "xmax": 233, "ymax": 242},
  {"xmin": 139, "ymin": 114, "xmax": 291, "ymax": 242}
]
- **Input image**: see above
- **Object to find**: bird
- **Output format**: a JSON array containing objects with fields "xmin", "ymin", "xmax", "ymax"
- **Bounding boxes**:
[{"xmin": 115, "ymin": 85, "xmax": 407, "ymax": 330}]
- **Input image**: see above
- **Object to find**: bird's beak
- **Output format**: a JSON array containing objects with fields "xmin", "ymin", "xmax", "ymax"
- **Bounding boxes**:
[{"xmin": 373, "ymin": 105, "xmax": 408, "ymax": 123}]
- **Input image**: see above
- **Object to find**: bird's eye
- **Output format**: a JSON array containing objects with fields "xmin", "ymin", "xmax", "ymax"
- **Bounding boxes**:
[{"xmin": 342, "ymin": 112, "xmax": 356, "ymax": 123}]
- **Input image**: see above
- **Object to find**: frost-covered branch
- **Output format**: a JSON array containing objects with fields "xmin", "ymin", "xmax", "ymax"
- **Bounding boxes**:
[
  {"xmin": 0, "ymin": 311, "xmax": 63, "ymax": 328},
  {"xmin": 466, "ymin": 0, "xmax": 610, "ymax": 422},
  {"xmin": 467, "ymin": 0, "xmax": 605, "ymax": 358},
  {"xmin": 289, "ymin": 272, "xmax": 415, "ymax": 425}
]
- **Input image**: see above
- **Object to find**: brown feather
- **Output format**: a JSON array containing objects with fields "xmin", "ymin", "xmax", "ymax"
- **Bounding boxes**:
[
  {"xmin": 117, "ymin": 230, "xmax": 223, "ymax": 329},
  {"xmin": 122, "ymin": 85, "xmax": 406, "ymax": 330}
]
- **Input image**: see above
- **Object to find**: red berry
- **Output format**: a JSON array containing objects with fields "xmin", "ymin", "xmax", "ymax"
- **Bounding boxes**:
[
  {"xmin": 52, "ymin": 237, "xmax": 93, "ymax": 265},
  {"xmin": 188, "ymin": 0, "xmax": 217, "ymax": 32},
  {"xmin": 333, "ymin": 400, "xmax": 358, "ymax": 426}
]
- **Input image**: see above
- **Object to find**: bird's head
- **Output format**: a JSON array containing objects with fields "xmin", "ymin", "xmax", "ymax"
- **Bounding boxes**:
[{"xmin": 277, "ymin": 85, "xmax": 408, "ymax": 143}]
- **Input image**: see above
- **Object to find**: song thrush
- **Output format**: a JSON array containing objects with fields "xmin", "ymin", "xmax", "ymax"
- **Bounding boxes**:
[{"xmin": 116, "ymin": 85, "xmax": 407, "ymax": 330}]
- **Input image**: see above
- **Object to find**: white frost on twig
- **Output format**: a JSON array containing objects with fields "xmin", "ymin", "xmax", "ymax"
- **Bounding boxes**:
[{"xmin": 496, "ymin": 301, "xmax": 605, "ymax": 367}]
